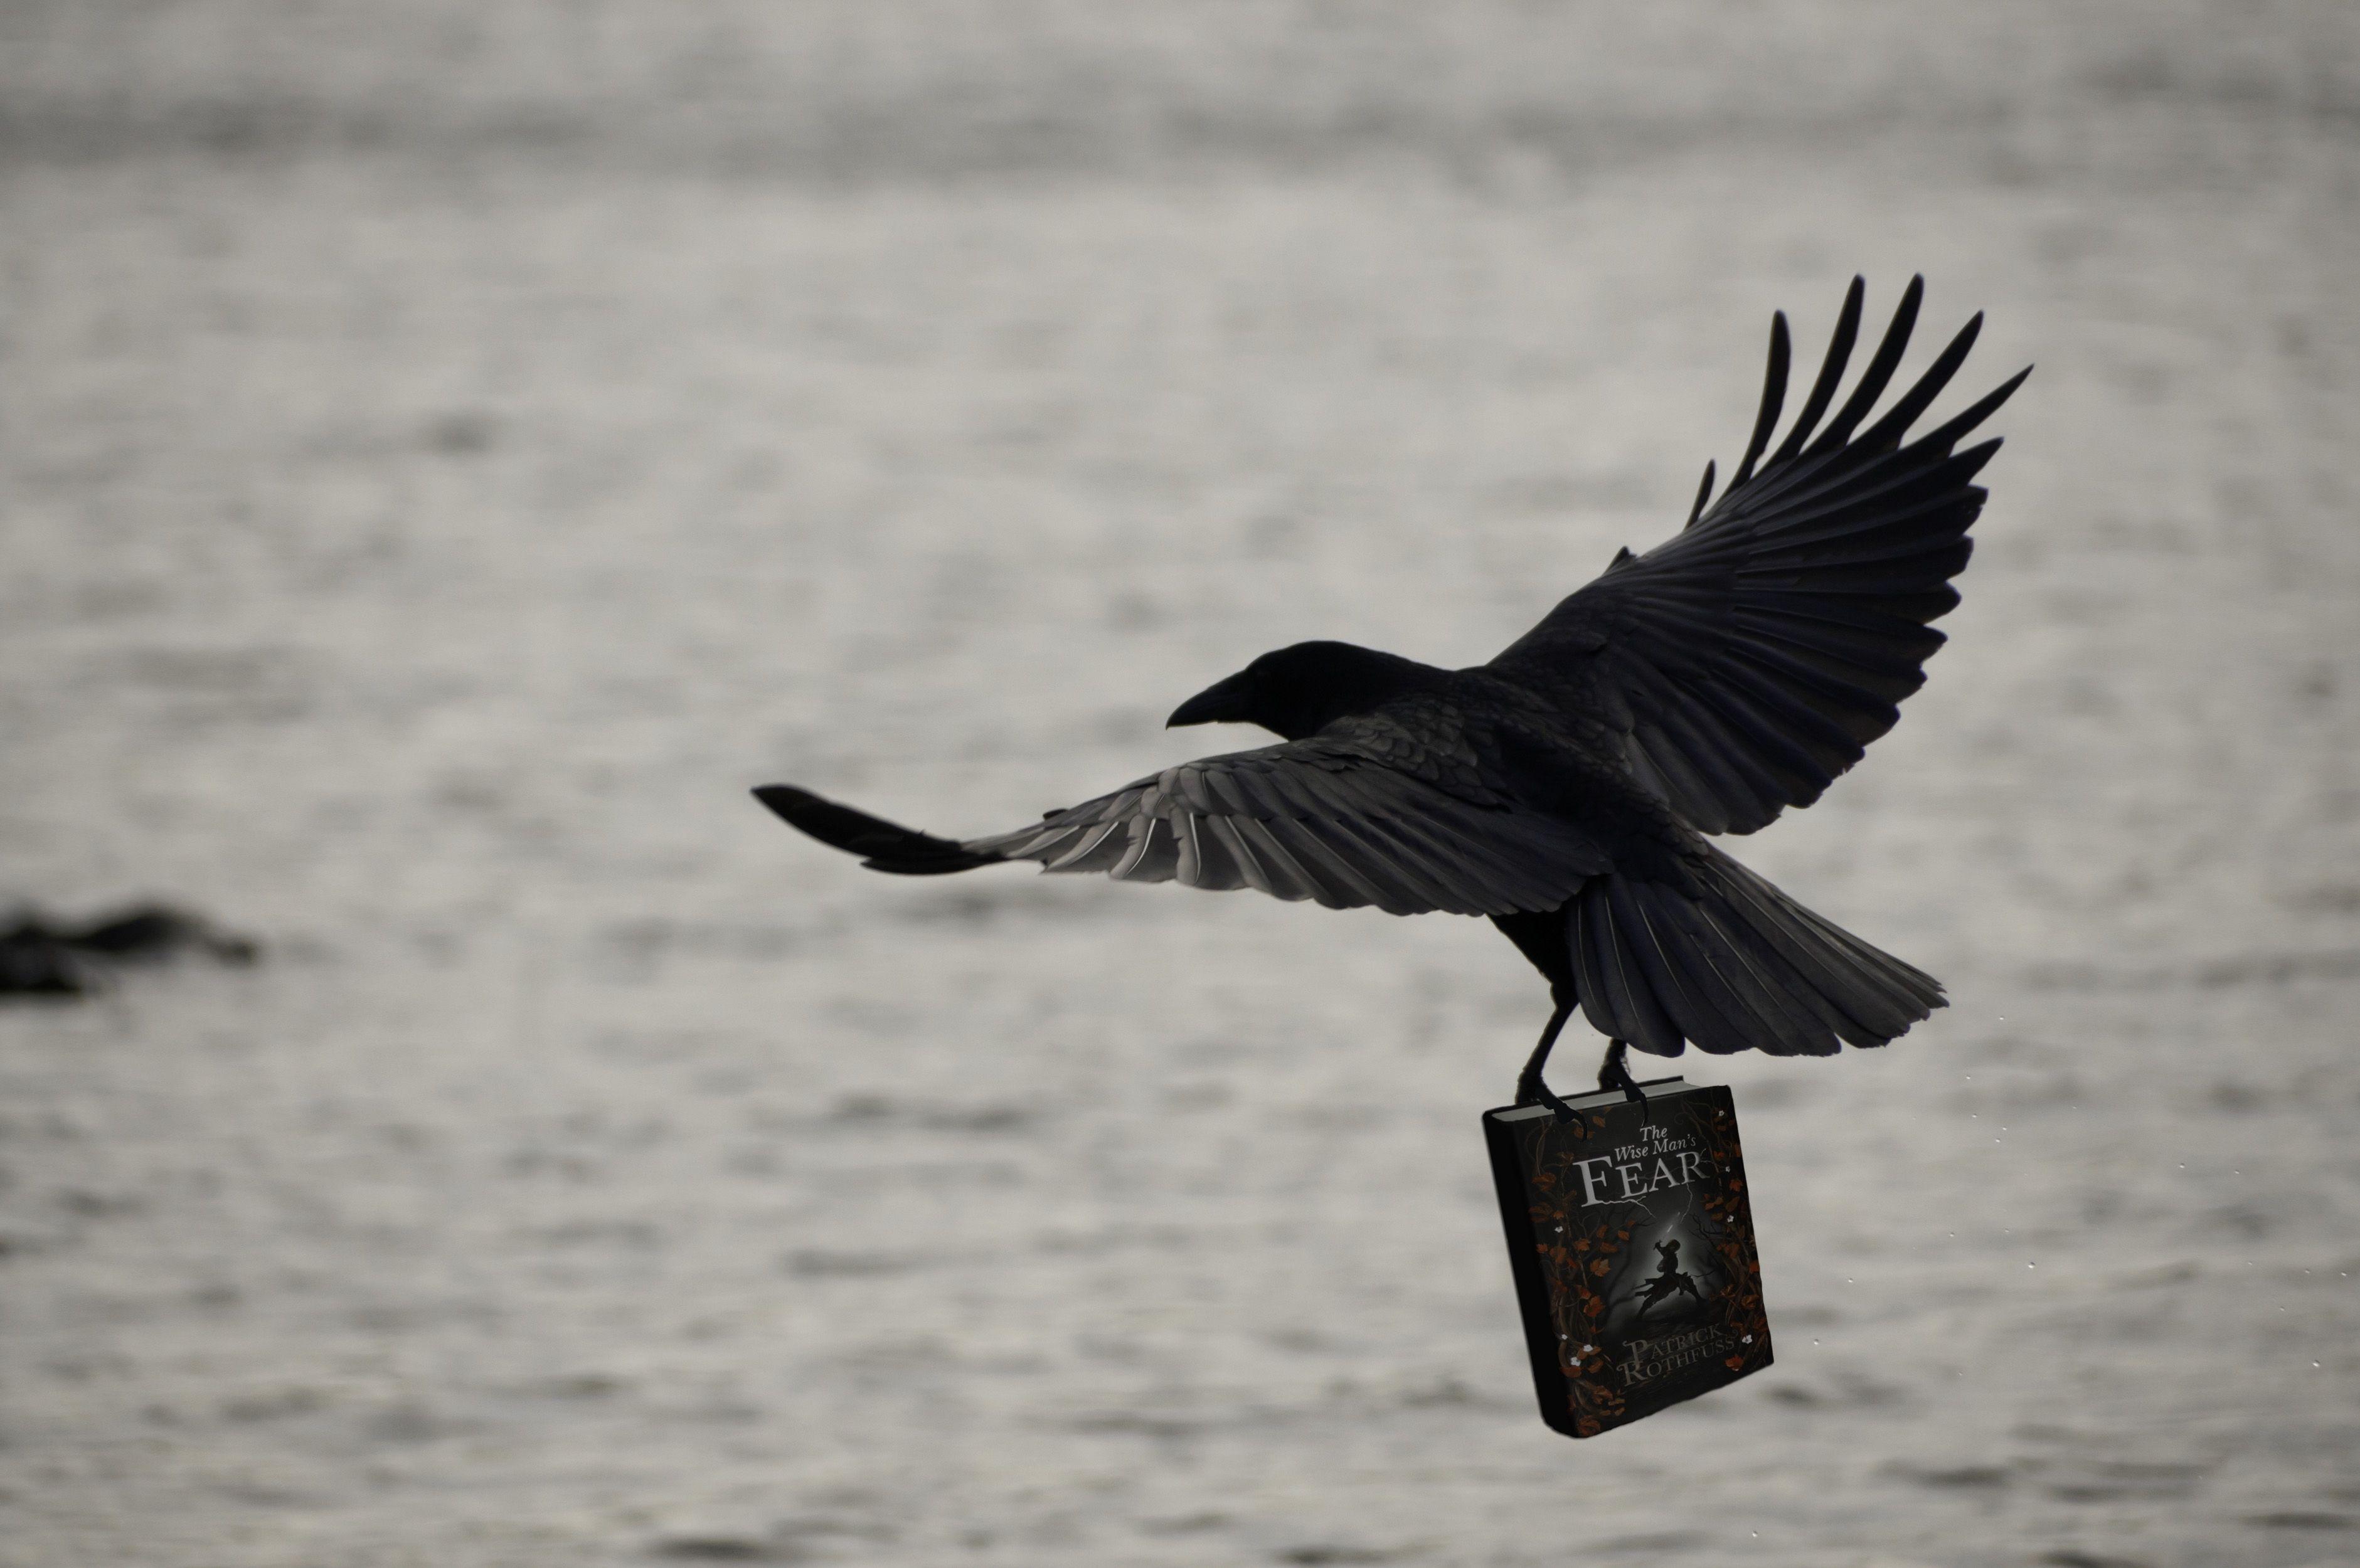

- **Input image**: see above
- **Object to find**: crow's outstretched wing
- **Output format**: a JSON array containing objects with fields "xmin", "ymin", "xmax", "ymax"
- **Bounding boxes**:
[
  {"xmin": 758, "ymin": 724, "xmax": 1612, "ymax": 918},
  {"xmin": 1489, "ymin": 277, "xmax": 2028, "ymax": 835}
]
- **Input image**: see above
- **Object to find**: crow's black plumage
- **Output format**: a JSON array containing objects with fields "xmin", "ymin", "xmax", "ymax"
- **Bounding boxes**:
[{"xmin": 757, "ymin": 277, "xmax": 2026, "ymax": 1111}]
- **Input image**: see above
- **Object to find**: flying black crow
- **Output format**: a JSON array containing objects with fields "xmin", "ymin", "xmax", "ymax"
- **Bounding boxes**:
[{"xmin": 757, "ymin": 277, "xmax": 2027, "ymax": 1113}]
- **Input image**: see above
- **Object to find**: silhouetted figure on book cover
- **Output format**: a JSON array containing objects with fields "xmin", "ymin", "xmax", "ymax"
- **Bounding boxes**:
[
  {"xmin": 755, "ymin": 278, "xmax": 2026, "ymax": 1104},
  {"xmin": 1630, "ymin": 1240, "xmax": 1705, "ymax": 1318}
]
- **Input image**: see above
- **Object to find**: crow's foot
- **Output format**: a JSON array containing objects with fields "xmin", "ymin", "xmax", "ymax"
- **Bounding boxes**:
[{"xmin": 1598, "ymin": 1039, "xmax": 1644, "ymax": 1103}]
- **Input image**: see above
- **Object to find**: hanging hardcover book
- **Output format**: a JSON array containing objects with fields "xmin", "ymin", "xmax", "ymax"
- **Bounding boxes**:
[{"xmin": 1483, "ymin": 1078, "xmax": 1773, "ymax": 1438}]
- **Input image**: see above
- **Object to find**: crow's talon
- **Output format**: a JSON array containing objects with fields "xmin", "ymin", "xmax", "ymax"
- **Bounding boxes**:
[
  {"xmin": 1516, "ymin": 1071, "xmax": 1579, "ymax": 1125},
  {"xmin": 1598, "ymin": 1039, "xmax": 1645, "ymax": 1104},
  {"xmin": 1534, "ymin": 1080, "xmax": 1581, "ymax": 1125}
]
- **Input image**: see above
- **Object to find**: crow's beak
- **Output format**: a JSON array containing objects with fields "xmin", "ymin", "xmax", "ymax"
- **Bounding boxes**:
[{"xmin": 1167, "ymin": 671, "xmax": 1253, "ymax": 728}]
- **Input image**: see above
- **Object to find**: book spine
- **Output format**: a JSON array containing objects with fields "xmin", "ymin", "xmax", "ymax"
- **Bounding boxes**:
[{"xmin": 1482, "ymin": 1113, "xmax": 1579, "ymax": 1438}]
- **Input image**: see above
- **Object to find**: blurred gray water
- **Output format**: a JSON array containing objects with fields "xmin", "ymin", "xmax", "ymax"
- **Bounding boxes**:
[{"xmin": 3, "ymin": 5, "xmax": 2358, "ymax": 1565}]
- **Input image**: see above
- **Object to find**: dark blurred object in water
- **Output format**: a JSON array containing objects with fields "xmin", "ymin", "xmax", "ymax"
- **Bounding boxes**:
[{"xmin": 0, "ymin": 903, "xmax": 259, "ymax": 999}]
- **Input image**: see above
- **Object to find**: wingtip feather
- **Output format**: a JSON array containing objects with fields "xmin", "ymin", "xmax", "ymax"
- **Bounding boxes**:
[
  {"xmin": 1685, "ymin": 460, "xmax": 1716, "ymax": 529},
  {"xmin": 1768, "ymin": 275, "xmax": 1867, "ymax": 465},
  {"xmin": 1731, "ymin": 311, "xmax": 1792, "ymax": 489},
  {"xmin": 752, "ymin": 783, "xmax": 1001, "ymax": 874}
]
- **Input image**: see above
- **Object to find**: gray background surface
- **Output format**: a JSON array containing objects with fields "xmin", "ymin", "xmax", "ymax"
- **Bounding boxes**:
[{"xmin": 3, "ymin": 4, "xmax": 2357, "ymax": 1565}]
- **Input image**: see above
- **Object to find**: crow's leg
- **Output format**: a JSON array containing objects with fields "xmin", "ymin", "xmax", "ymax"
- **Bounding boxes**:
[
  {"xmin": 1597, "ymin": 1039, "xmax": 1644, "ymax": 1102},
  {"xmin": 1493, "ymin": 912, "xmax": 1585, "ymax": 1121},
  {"xmin": 1515, "ymin": 998, "xmax": 1578, "ymax": 1121}
]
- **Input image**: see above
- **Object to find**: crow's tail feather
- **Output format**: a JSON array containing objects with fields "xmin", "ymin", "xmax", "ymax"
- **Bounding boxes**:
[
  {"xmin": 1567, "ymin": 845, "xmax": 1943, "ymax": 1057},
  {"xmin": 752, "ymin": 785, "xmax": 1005, "ymax": 875}
]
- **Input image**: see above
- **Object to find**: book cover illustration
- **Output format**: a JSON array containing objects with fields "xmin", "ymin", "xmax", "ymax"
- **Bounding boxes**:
[{"xmin": 1482, "ymin": 1079, "xmax": 1772, "ymax": 1438}]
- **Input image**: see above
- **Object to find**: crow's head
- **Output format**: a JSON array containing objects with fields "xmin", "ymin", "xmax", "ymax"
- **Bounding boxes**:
[{"xmin": 1166, "ymin": 641, "xmax": 1440, "ymax": 741}]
